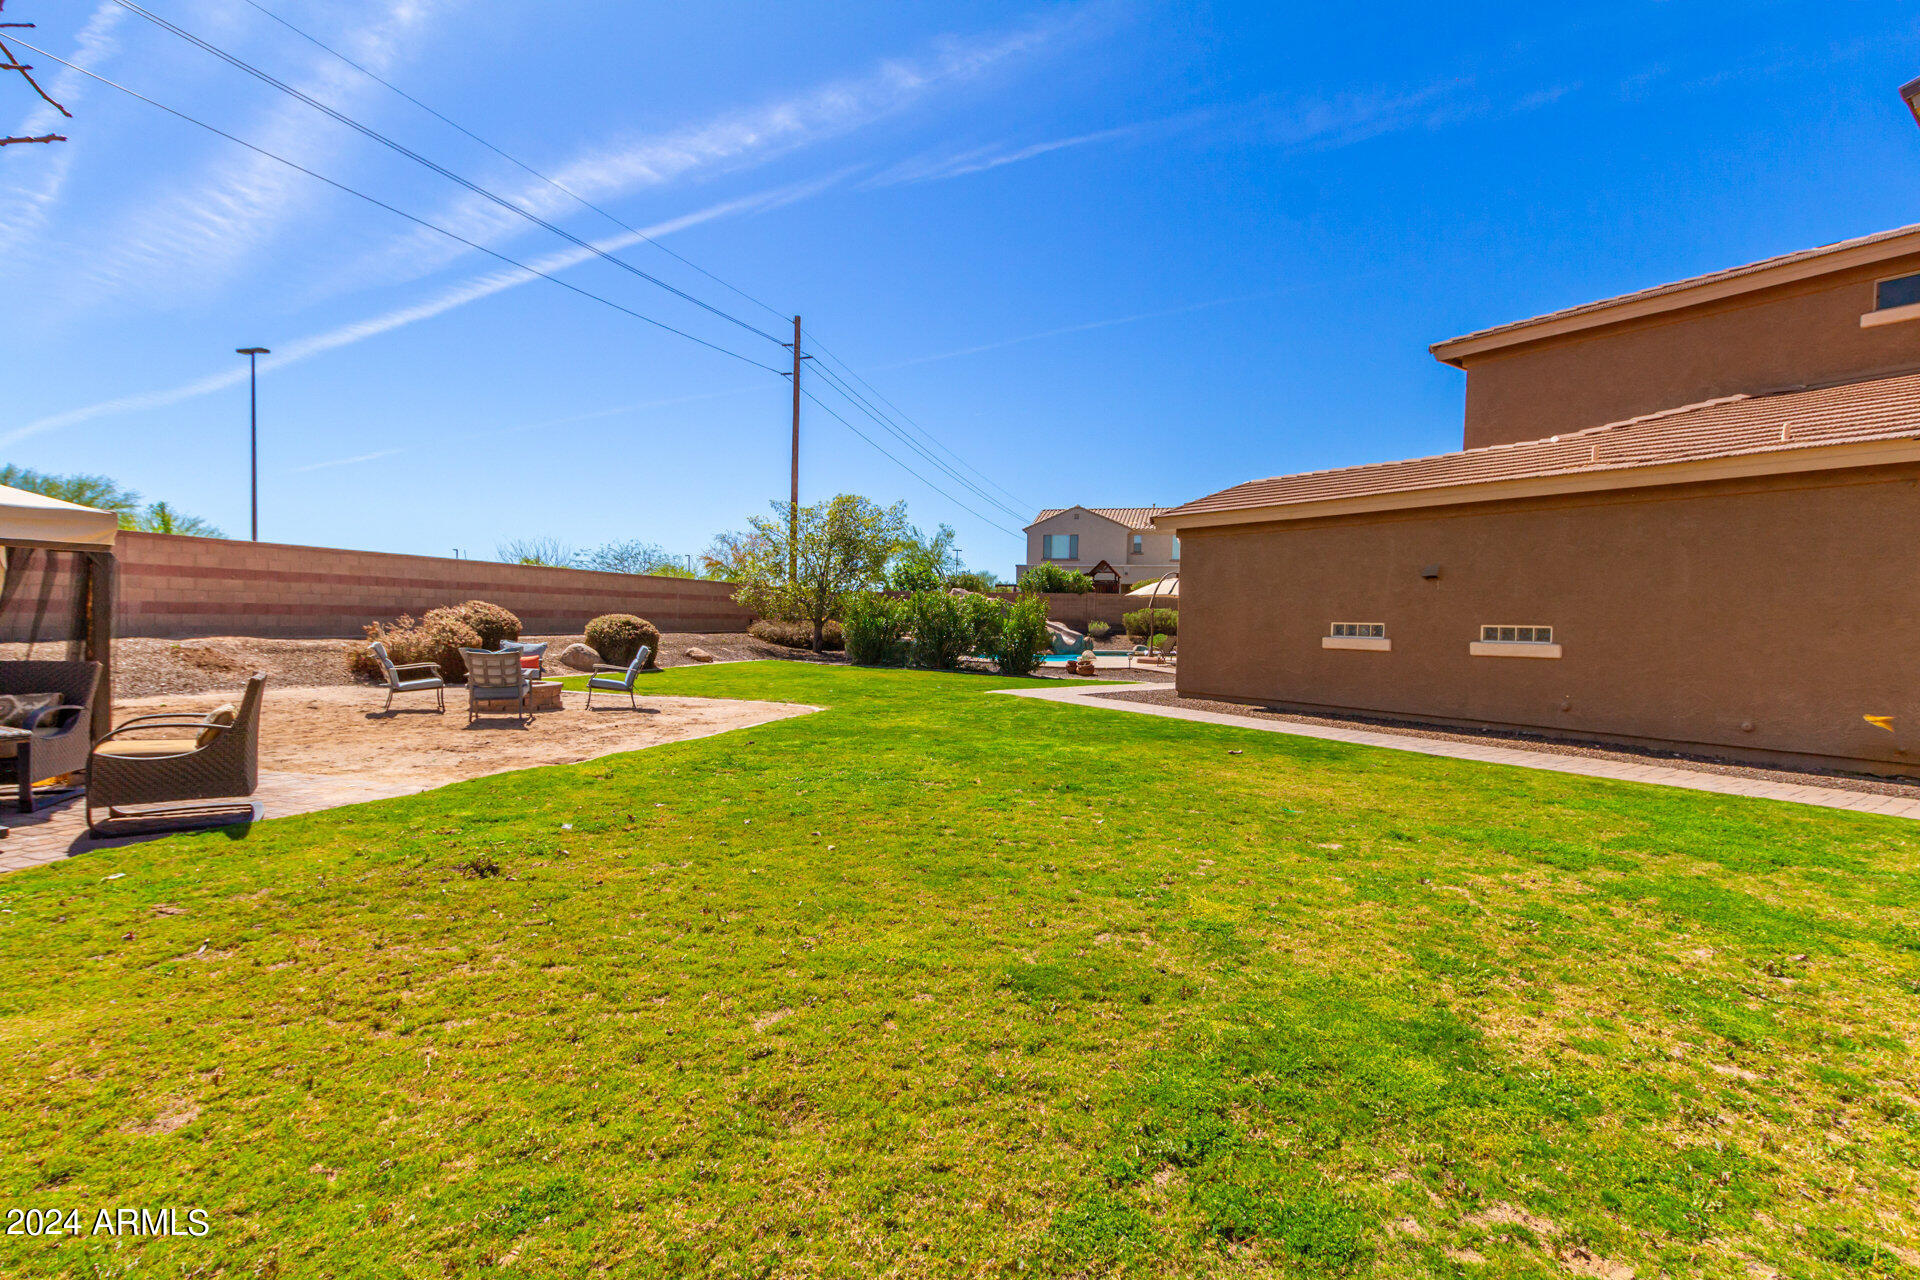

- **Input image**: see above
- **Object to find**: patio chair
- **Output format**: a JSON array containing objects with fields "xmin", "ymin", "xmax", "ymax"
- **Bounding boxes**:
[
  {"xmin": 0, "ymin": 659, "xmax": 101, "ymax": 813},
  {"xmin": 462, "ymin": 648, "xmax": 533, "ymax": 725},
  {"xmin": 498, "ymin": 639, "xmax": 549, "ymax": 678},
  {"xmin": 586, "ymin": 645, "xmax": 652, "ymax": 710},
  {"xmin": 368, "ymin": 640, "xmax": 445, "ymax": 713},
  {"xmin": 86, "ymin": 673, "xmax": 266, "ymax": 835}
]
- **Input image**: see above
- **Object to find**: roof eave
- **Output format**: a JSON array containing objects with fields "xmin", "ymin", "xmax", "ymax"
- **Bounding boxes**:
[
  {"xmin": 1429, "ymin": 225, "xmax": 1920, "ymax": 366},
  {"xmin": 1157, "ymin": 437, "xmax": 1920, "ymax": 530}
]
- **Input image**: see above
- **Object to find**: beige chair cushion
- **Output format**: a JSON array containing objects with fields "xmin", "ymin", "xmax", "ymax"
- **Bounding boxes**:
[
  {"xmin": 95, "ymin": 738, "xmax": 200, "ymax": 758},
  {"xmin": 0, "ymin": 692, "xmax": 61, "ymax": 727},
  {"xmin": 197, "ymin": 705, "xmax": 237, "ymax": 748}
]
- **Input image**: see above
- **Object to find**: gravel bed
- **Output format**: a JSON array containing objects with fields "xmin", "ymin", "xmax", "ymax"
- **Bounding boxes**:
[{"xmin": 1090, "ymin": 688, "xmax": 1920, "ymax": 799}]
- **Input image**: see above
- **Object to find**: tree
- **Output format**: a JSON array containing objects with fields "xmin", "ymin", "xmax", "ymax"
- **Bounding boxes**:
[
  {"xmin": 886, "ymin": 521, "xmax": 961, "ymax": 592},
  {"xmin": 581, "ymin": 538, "xmax": 691, "ymax": 576},
  {"xmin": 497, "ymin": 537, "xmax": 578, "ymax": 567},
  {"xmin": 0, "ymin": 466, "xmax": 223, "ymax": 536},
  {"xmin": 700, "ymin": 529, "xmax": 770, "ymax": 581},
  {"xmin": 730, "ymin": 495, "xmax": 910, "ymax": 650}
]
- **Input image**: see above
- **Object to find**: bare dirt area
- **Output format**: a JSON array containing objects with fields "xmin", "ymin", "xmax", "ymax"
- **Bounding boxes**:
[
  {"xmin": 111, "ymin": 684, "xmax": 818, "ymax": 791},
  {"xmin": 102, "ymin": 632, "xmax": 837, "ymax": 698},
  {"xmin": 1092, "ymin": 687, "xmax": 1920, "ymax": 799}
]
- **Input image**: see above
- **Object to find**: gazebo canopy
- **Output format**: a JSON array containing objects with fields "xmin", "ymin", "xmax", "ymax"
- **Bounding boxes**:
[{"xmin": 0, "ymin": 485, "xmax": 120, "ymax": 549}]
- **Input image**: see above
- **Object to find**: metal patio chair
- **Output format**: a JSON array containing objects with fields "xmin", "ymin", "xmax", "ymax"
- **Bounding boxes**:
[
  {"xmin": 586, "ymin": 645, "xmax": 652, "ymax": 710},
  {"xmin": 369, "ymin": 640, "xmax": 445, "ymax": 713}
]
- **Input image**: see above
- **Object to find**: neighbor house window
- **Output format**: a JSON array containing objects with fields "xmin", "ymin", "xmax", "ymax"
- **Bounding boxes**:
[
  {"xmin": 1875, "ymin": 273, "xmax": 1920, "ymax": 312},
  {"xmin": 1171, "ymin": 537, "xmax": 1181, "ymax": 561},
  {"xmin": 1130, "ymin": 534, "xmax": 1143, "ymax": 555},
  {"xmin": 1042, "ymin": 533, "xmax": 1078, "ymax": 560},
  {"xmin": 1331, "ymin": 623, "xmax": 1385, "ymax": 639},
  {"xmin": 1480, "ymin": 625, "xmax": 1552, "ymax": 643}
]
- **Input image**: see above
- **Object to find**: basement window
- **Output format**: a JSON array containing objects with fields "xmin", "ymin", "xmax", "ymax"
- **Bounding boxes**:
[
  {"xmin": 1324, "ymin": 622, "xmax": 1390, "ymax": 651},
  {"xmin": 1471, "ymin": 624, "xmax": 1561, "ymax": 658}
]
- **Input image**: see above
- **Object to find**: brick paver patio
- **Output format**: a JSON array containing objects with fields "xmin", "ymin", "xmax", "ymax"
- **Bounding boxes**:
[{"xmin": 1003, "ymin": 683, "xmax": 1920, "ymax": 821}]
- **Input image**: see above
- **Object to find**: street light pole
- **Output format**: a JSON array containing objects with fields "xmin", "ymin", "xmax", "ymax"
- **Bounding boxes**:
[{"xmin": 236, "ymin": 347, "xmax": 268, "ymax": 541}]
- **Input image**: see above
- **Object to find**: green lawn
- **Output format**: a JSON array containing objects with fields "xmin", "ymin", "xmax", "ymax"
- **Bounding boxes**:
[{"xmin": 2, "ymin": 662, "xmax": 1917, "ymax": 1278}]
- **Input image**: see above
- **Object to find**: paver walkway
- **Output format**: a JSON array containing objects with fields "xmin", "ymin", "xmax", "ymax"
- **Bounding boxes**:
[{"xmin": 1003, "ymin": 683, "xmax": 1920, "ymax": 821}]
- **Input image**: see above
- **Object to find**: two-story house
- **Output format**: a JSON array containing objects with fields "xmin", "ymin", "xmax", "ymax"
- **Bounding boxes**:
[
  {"xmin": 1157, "ymin": 223, "xmax": 1920, "ymax": 777},
  {"xmin": 1017, "ymin": 506, "xmax": 1178, "ymax": 587}
]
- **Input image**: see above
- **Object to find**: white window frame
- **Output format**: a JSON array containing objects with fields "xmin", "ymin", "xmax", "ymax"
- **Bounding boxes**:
[
  {"xmin": 1861, "ymin": 270, "xmax": 1920, "ymax": 328},
  {"xmin": 1323, "ymin": 621, "xmax": 1389, "ymax": 651},
  {"xmin": 1130, "ymin": 533, "xmax": 1144, "ymax": 556},
  {"xmin": 1471, "ymin": 624, "xmax": 1561, "ymax": 658}
]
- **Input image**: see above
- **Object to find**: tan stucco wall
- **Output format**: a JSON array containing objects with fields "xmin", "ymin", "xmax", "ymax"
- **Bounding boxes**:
[
  {"xmin": 1174, "ymin": 464, "xmax": 1920, "ymax": 776},
  {"xmin": 1458, "ymin": 252, "xmax": 1920, "ymax": 448},
  {"xmin": 1021, "ymin": 509, "xmax": 1177, "ymax": 583}
]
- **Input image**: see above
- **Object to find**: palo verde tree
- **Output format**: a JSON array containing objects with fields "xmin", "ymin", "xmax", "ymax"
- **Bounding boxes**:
[{"xmin": 730, "ymin": 495, "xmax": 910, "ymax": 650}]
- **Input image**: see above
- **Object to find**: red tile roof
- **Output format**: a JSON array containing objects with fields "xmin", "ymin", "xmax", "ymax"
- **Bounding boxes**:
[
  {"xmin": 1160, "ymin": 372, "xmax": 1920, "ymax": 522},
  {"xmin": 1432, "ymin": 222, "xmax": 1920, "ymax": 359},
  {"xmin": 1032, "ymin": 507, "xmax": 1167, "ymax": 530}
]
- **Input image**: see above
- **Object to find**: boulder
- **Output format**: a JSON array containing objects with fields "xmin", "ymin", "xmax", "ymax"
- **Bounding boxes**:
[
  {"xmin": 558, "ymin": 642, "xmax": 600, "ymax": 672},
  {"xmin": 685, "ymin": 647, "xmax": 716, "ymax": 663}
]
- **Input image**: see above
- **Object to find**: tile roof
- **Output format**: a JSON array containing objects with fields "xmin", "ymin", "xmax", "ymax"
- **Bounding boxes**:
[
  {"xmin": 1031, "ymin": 506, "xmax": 1168, "ymax": 530},
  {"xmin": 1160, "ymin": 371, "xmax": 1920, "ymax": 521},
  {"xmin": 1432, "ymin": 222, "xmax": 1920, "ymax": 357}
]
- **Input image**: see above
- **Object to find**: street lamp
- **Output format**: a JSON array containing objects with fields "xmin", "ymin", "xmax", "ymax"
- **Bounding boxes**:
[
  {"xmin": 1903, "ymin": 77, "xmax": 1920, "ymax": 128},
  {"xmin": 235, "ymin": 347, "xmax": 268, "ymax": 541}
]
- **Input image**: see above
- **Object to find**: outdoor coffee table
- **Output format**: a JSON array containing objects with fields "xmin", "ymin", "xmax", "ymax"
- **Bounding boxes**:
[{"xmin": 525, "ymin": 680, "xmax": 563, "ymax": 713}]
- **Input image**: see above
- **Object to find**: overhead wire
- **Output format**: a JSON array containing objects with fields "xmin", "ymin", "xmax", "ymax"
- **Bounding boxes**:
[
  {"xmin": 10, "ymin": 37, "xmax": 786, "ymax": 373},
  {"xmin": 108, "ymin": 0, "xmax": 789, "ymax": 346},
  {"xmin": 799, "ymin": 386, "xmax": 1022, "ymax": 537}
]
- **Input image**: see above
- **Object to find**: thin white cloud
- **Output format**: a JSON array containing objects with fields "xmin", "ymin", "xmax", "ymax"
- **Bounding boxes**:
[
  {"xmin": 2, "ymin": 175, "xmax": 834, "ymax": 447},
  {"xmin": 863, "ymin": 123, "xmax": 1148, "ymax": 188},
  {"xmin": 0, "ymin": 2, "xmax": 125, "ymax": 243},
  {"xmin": 876, "ymin": 291, "xmax": 1288, "ymax": 370},
  {"xmin": 288, "ymin": 447, "xmax": 404, "ymax": 474},
  {"xmin": 336, "ymin": 10, "xmax": 1090, "ymax": 295}
]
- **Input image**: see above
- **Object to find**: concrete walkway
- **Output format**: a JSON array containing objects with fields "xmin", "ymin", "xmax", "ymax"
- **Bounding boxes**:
[{"xmin": 1002, "ymin": 683, "xmax": 1920, "ymax": 821}]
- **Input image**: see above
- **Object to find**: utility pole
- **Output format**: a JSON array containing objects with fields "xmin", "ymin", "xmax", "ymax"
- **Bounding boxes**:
[
  {"xmin": 236, "ymin": 347, "xmax": 269, "ymax": 540},
  {"xmin": 783, "ymin": 315, "xmax": 806, "ymax": 582}
]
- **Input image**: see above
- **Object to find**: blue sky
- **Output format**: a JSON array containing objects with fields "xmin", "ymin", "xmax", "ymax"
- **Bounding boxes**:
[{"xmin": 4, "ymin": 0, "xmax": 1918, "ymax": 576}]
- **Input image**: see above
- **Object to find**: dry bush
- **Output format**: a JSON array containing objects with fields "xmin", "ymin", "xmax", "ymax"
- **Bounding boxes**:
[
  {"xmin": 346, "ymin": 611, "xmax": 484, "ymax": 684},
  {"xmin": 749, "ymin": 618, "xmax": 844, "ymax": 651},
  {"xmin": 584, "ymin": 614, "xmax": 661, "ymax": 668},
  {"xmin": 452, "ymin": 599, "xmax": 521, "ymax": 649}
]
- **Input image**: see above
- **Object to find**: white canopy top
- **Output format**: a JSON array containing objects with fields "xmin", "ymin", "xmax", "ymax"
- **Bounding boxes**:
[
  {"xmin": 1126, "ymin": 573, "xmax": 1177, "ymax": 598},
  {"xmin": 0, "ymin": 484, "xmax": 120, "ymax": 549}
]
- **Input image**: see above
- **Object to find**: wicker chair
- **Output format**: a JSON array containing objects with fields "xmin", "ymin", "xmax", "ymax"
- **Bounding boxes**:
[
  {"xmin": 462, "ymin": 649, "xmax": 532, "ymax": 725},
  {"xmin": 586, "ymin": 645, "xmax": 652, "ymax": 710},
  {"xmin": 0, "ymin": 660, "xmax": 101, "ymax": 812},
  {"xmin": 369, "ymin": 639, "xmax": 445, "ymax": 712},
  {"xmin": 86, "ymin": 673, "xmax": 266, "ymax": 835}
]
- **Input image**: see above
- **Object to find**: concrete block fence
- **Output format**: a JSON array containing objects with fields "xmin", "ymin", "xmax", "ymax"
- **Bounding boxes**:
[{"xmin": 113, "ymin": 532, "xmax": 757, "ymax": 638}]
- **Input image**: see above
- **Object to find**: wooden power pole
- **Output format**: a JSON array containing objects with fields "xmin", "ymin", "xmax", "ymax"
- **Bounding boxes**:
[{"xmin": 787, "ymin": 314, "xmax": 802, "ymax": 582}]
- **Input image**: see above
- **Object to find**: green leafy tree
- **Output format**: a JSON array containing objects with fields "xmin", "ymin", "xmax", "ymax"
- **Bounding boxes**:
[
  {"xmin": 731, "ymin": 495, "xmax": 910, "ymax": 650},
  {"xmin": 947, "ymin": 570, "xmax": 1000, "ymax": 594},
  {"xmin": 887, "ymin": 522, "xmax": 961, "ymax": 592},
  {"xmin": 134, "ymin": 501, "xmax": 223, "ymax": 537},
  {"xmin": 0, "ymin": 466, "xmax": 223, "ymax": 536},
  {"xmin": 581, "ymin": 539, "xmax": 695, "ymax": 576},
  {"xmin": 1019, "ymin": 563, "xmax": 1095, "ymax": 594},
  {"xmin": 497, "ymin": 537, "xmax": 579, "ymax": 567}
]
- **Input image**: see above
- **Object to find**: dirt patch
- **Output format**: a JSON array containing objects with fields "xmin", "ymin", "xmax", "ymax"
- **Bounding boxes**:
[
  {"xmin": 123, "ymin": 1100, "xmax": 199, "ymax": 1136},
  {"xmin": 111, "ymin": 685, "xmax": 818, "ymax": 791},
  {"xmin": 1092, "ymin": 688, "xmax": 1920, "ymax": 799},
  {"xmin": 1464, "ymin": 1202, "xmax": 1559, "ymax": 1237},
  {"xmin": 99, "ymin": 632, "xmax": 840, "ymax": 699}
]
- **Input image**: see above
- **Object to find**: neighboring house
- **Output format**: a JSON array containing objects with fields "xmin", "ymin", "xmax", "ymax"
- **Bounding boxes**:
[
  {"xmin": 1017, "ymin": 506, "xmax": 1177, "ymax": 586},
  {"xmin": 1158, "ymin": 223, "xmax": 1920, "ymax": 777}
]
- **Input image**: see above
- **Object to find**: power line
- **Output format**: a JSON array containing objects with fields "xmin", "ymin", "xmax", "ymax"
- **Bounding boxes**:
[
  {"xmin": 108, "ymin": 0, "xmax": 787, "ymax": 346},
  {"xmin": 11, "ymin": 37, "xmax": 785, "ymax": 373},
  {"xmin": 237, "ymin": 0, "xmax": 796, "ymax": 330},
  {"xmin": 800, "ymin": 386, "xmax": 1022, "ymax": 537},
  {"xmin": 806, "ymin": 331, "xmax": 1034, "ymax": 512},
  {"xmin": 806, "ymin": 358, "xmax": 1028, "ymax": 522}
]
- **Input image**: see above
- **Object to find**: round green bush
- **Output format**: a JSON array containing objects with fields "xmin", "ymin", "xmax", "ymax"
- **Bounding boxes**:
[{"xmin": 585, "ymin": 614, "xmax": 661, "ymax": 668}]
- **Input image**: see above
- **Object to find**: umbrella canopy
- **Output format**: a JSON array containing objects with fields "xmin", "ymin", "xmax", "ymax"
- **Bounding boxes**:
[
  {"xmin": 0, "ymin": 484, "xmax": 120, "ymax": 549},
  {"xmin": 1126, "ymin": 573, "xmax": 1177, "ymax": 599}
]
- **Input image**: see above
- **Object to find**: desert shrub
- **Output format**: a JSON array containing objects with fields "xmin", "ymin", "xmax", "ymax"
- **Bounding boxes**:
[
  {"xmin": 585, "ymin": 614, "xmax": 661, "ymax": 667},
  {"xmin": 906, "ymin": 590, "xmax": 999, "ymax": 670},
  {"xmin": 347, "ymin": 610, "xmax": 484, "ymax": 684},
  {"xmin": 451, "ymin": 599, "xmax": 521, "ymax": 649},
  {"xmin": 842, "ymin": 592, "xmax": 908, "ymax": 666},
  {"xmin": 995, "ymin": 595, "xmax": 1050, "ymax": 676},
  {"xmin": 947, "ymin": 570, "xmax": 999, "ymax": 594},
  {"xmin": 1018, "ymin": 563, "xmax": 1094, "ymax": 594},
  {"xmin": 1124, "ymin": 607, "xmax": 1178, "ymax": 639},
  {"xmin": 749, "ymin": 618, "xmax": 845, "ymax": 651},
  {"xmin": 1087, "ymin": 620, "xmax": 1112, "ymax": 640}
]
